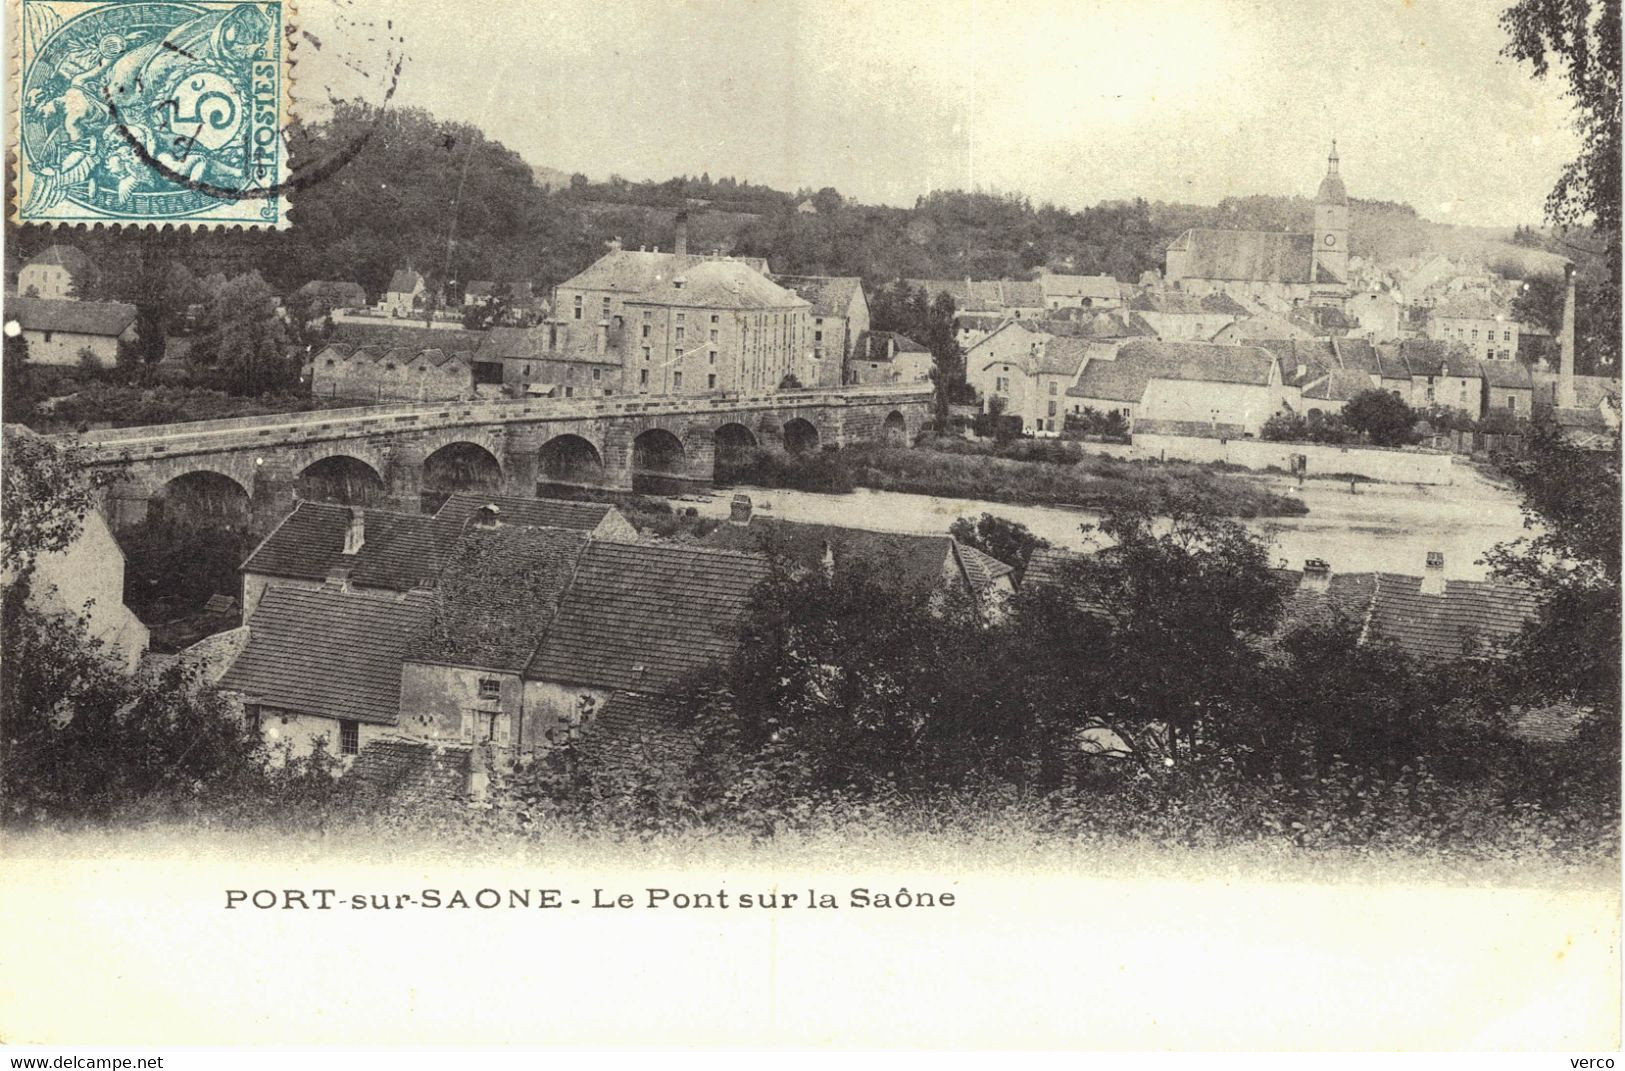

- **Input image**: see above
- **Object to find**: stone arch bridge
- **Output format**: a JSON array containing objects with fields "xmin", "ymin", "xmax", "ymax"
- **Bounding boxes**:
[{"xmin": 74, "ymin": 386, "xmax": 933, "ymax": 525}]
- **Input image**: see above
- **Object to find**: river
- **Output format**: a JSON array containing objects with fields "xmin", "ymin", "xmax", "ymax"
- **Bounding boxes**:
[{"xmin": 683, "ymin": 463, "xmax": 1532, "ymax": 580}]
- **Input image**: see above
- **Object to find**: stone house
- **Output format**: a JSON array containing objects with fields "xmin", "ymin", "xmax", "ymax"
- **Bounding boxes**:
[
  {"xmin": 1067, "ymin": 339, "xmax": 1286, "ymax": 436},
  {"xmin": 18, "ymin": 245, "xmax": 90, "ymax": 299},
  {"xmin": 9, "ymin": 296, "xmax": 137, "ymax": 367},
  {"xmin": 1480, "ymin": 359, "xmax": 1535, "ymax": 419},
  {"xmin": 907, "ymin": 278, "xmax": 1047, "ymax": 320},
  {"xmin": 849, "ymin": 330, "xmax": 934, "ymax": 387},
  {"xmin": 379, "ymin": 269, "xmax": 426, "ymax": 318},
  {"xmin": 967, "ymin": 324, "xmax": 1089, "ymax": 435},
  {"xmin": 1124, "ymin": 287, "xmax": 1250, "ymax": 341},
  {"xmin": 311, "ymin": 344, "xmax": 476, "ymax": 402},
  {"xmin": 475, "ymin": 323, "xmax": 623, "ymax": 398},
  {"xmin": 1036, "ymin": 269, "xmax": 1122, "ymax": 311},
  {"xmin": 774, "ymin": 274, "xmax": 869, "ymax": 385},
  {"xmin": 1427, "ymin": 293, "xmax": 1518, "ymax": 363}
]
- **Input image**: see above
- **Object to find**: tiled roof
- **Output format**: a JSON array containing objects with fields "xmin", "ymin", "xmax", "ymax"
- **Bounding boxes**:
[
  {"xmin": 1166, "ymin": 229, "xmax": 1315, "ymax": 284},
  {"xmin": 1020, "ymin": 547, "xmax": 1090, "ymax": 591},
  {"xmin": 387, "ymin": 269, "xmax": 424, "ymax": 294},
  {"xmin": 1431, "ymin": 293, "xmax": 1505, "ymax": 321},
  {"xmin": 1068, "ymin": 340, "xmax": 1276, "ymax": 402},
  {"xmin": 908, "ymin": 278, "xmax": 1046, "ymax": 312},
  {"xmin": 562, "ymin": 250, "xmax": 770, "ymax": 295},
  {"xmin": 525, "ymin": 542, "xmax": 770, "ymax": 692},
  {"xmin": 1254, "ymin": 339, "xmax": 1338, "ymax": 385},
  {"xmin": 704, "ymin": 517, "xmax": 969, "ymax": 599},
  {"xmin": 1332, "ymin": 337, "xmax": 1381, "ymax": 374},
  {"xmin": 347, "ymin": 740, "xmax": 471, "ymax": 803},
  {"xmin": 854, "ymin": 330, "xmax": 931, "ymax": 362},
  {"xmin": 415, "ymin": 525, "xmax": 590, "ymax": 671},
  {"xmin": 774, "ymin": 275, "xmax": 863, "ymax": 318},
  {"xmin": 434, "ymin": 492, "xmax": 618, "ymax": 533},
  {"xmin": 218, "ymin": 587, "xmax": 434, "ymax": 725},
  {"xmin": 627, "ymin": 259, "xmax": 808, "ymax": 310},
  {"xmin": 1039, "ymin": 272, "xmax": 1122, "ymax": 302},
  {"xmin": 956, "ymin": 543, "xmax": 1016, "ymax": 592},
  {"xmin": 1478, "ymin": 360, "xmax": 1533, "ymax": 390},
  {"xmin": 574, "ymin": 691, "xmax": 700, "ymax": 770},
  {"xmin": 331, "ymin": 322, "xmax": 487, "ymax": 353},
  {"xmin": 1364, "ymin": 573, "xmax": 1538, "ymax": 663},
  {"xmin": 1043, "ymin": 308, "xmax": 1158, "ymax": 337},
  {"xmin": 25, "ymin": 245, "xmax": 90, "ymax": 275},
  {"xmin": 241, "ymin": 502, "xmax": 445, "ymax": 591},
  {"xmin": 10, "ymin": 296, "xmax": 137, "ymax": 337},
  {"xmin": 1303, "ymin": 368, "xmax": 1376, "ymax": 402}
]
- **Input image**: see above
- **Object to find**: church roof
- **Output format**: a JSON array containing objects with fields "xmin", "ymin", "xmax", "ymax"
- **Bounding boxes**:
[
  {"xmin": 1316, "ymin": 171, "xmax": 1348, "ymax": 206},
  {"xmin": 1166, "ymin": 229, "xmax": 1315, "ymax": 285}
]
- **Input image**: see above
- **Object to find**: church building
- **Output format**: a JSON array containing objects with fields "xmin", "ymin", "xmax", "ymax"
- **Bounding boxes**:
[{"xmin": 1163, "ymin": 144, "xmax": 1352, "ymax": 311}]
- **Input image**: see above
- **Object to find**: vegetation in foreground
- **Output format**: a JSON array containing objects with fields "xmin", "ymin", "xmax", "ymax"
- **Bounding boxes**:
[
  {"xmin": 716, "ymin": 438, "xmax": 1310, "ymax": 518},
  {"xmin": 2, "ymin": 426, "xmax": 1616, "ymax": 876}
]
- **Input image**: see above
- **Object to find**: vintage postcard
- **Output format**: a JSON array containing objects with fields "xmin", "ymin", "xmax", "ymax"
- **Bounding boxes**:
[
  {"xmin": 11, "ymin": 0, "xmax": 291, "ymax": 228},
  {"xmin": 0, "ymin": 0, "xmax": 1619, "ymax": 1058}
]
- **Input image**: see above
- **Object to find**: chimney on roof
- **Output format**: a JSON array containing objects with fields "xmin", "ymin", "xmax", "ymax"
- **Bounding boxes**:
[
  {"xmin": 1422, "ymin": 551, "xmax": 1446, "ymax": 595},
  {"xmin": 674, "ymin": 210, "xmax": 689, "ymax": 257},
  {"xmin": 474, "ymin": 504, "xmax": 501, "ymax": 528},
  {"xmin": 1302, "ymin": 557, "xmax": 1331, "ymax": 593},
  {"xmin": 729, "ymin": 493, "xmax": 753, "ymax": 526},
  {"xmin": 342, "ymin": 507, "xmax": 365, "ymax": 555},
  {"xmin": 595, "ymin": 318, "xmax": 608, "ymax": 356},
  {"xmin": 1557, "ymin": 262, "xmax": 1578, "ymax": 408},
  {"xmin": 607, "ymin": 238, "xmax": 622, "ymax": 253}
]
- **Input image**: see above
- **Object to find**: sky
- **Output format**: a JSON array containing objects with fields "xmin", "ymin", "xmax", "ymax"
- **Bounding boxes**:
[{"xmin": 298, "ymin": 0, "xmax": 1583, "ymax": 227}]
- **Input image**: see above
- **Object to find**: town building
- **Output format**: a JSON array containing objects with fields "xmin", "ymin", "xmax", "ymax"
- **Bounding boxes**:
[
  {"xmin": 378, "ymin": 269, "xmax": 427, "ymax": 318},
  {"xmin": 9, "ymin": 296, "xmax": 137, "ymax": 367},
  {"xmin": 1164, "ymin": 144, "xmax": 1352, "ymax": 310},
  {"xmin": 474, "ymin": 323, "xmax": 623, "ymax": 398},
  {"xmin": 775, "ymin": 274, "xmax": 870, "ymax": 384},
  {"xmin": 310, "ymin": 344, "xmax": 477, "ymax": 402},
  {"xmin": 966, "ymin": 321, "xmax": 1094, "ymax": 435},
  {"xmin": 1125, "ymin": 288, "xmax": 1251, "ymax": 340},
  {"xmin": 18, "ymin": 245, "xmax": 90, "ymax": 299},
  {"xmin": 1066, "ymin": 339, "xmax": 1285, "ymax": 436},
  {"xmin": 1035, "ymin": 270, "xmax": 1123, "ymax": 311},
  {"xmin": 1426, "ymin": 293, "xmax": 1519, "ymax": 362},
  {"xmin": 907, "ymin": 278, "xmax": 1047, "ymax": 319},
  {"xmin": 848, "ymin": 330, "xmax": 934, "ymax": 387}
]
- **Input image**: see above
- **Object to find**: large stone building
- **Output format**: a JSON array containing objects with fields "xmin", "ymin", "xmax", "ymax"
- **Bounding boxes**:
[
  {"xmin": 774, "ymin": 274, "xmax": 869, "ymax": 386},
  {"xmin": 1165, "ymin": 144, "xmax": 1352, "ymax": 310},
  {"xmin": 18, "ymin": 245, "xmax": 89, "ymax": 299},
  {"xmin": 551, "ymin": 224, "xmax": 813, "ymax": 397},
  {"xmin": 1426, "ymin": 293, "xmax": 1519, "ymax": 362}
]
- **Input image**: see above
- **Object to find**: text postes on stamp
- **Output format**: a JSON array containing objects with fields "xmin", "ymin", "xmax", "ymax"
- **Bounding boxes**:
[{"xmin": 14, "ymin": 0, "xmax": 291, "ymax": 229}]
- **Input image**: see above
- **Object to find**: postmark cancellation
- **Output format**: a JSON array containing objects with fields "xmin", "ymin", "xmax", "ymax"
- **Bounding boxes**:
[{"xmin": 11, "ymin": 0, "xmax": 292, "ymax": 229}]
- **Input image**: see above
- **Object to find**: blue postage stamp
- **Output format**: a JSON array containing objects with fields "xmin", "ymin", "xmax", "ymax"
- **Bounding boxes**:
[{"xmin": 13, "ymin": 1, "xmax": 292, "ymax": 228}]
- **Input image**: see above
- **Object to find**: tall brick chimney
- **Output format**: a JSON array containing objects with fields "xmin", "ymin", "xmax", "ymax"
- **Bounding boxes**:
[
  {"xmin": 1557, "ymin": 261, "xmax": 1578, "ymax": 409},
  {"xmin": 674, "ymin": 210, "xmax": 689, "ymax": 257}
]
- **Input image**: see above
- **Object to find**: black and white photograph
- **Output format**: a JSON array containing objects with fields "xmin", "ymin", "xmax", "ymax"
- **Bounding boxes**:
[{"xmin": 0, "ymin": 0, "xmax": 1620, "ymax": 1057}]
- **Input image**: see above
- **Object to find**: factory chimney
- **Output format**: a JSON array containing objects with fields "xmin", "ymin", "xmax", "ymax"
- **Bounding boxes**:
[
  {"xmin": 674, "ymin": 210, "xmax": 689, "ymax": 257},
  {"xmin": 1557, "ymin": 261, "xmax": 1578, "ymax": 409}
]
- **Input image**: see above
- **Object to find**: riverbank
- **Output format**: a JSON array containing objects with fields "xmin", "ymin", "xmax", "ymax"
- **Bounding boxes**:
[{"xmin": 717, "ymin": 440, "xmax": 1310, "ymax": 518}]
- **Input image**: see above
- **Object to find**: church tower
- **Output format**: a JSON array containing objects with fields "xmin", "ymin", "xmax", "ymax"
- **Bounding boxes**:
[{"xmin": 1311, "ymin": 141, "xmax": 1350, "ymax": 287}]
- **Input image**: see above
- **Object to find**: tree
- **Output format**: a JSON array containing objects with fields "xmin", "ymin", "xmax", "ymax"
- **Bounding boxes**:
[
  {"xmin": 1342, "ymin": 389, "xmax": 1418, "ymax": 446},
  {"xmin": 1481, "ymin": 427, "xmax": 1620, "ymax": 749},
  {"xmin": 2, "ymin": 332, "xmax": 36, "ymax": 424},
  {"xmin": 1260, "ymin": 411, "xmax": 1308, "ymax": 442},
  {"xmin": 1, "ymin": 428, "xmax": 105, "ymax": 586},
  {"xmin": 187, "ymin": 272, "xmax": 296, "ymax": 396},
  {"xmin": 948, "ymin": 513, "xmax": 1051, "ymax": 582}
]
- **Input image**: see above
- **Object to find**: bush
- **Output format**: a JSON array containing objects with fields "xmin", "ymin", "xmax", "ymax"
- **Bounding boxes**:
[{"xmin": 1344, "ymin": 389, "xmax": 1420, "ymax": 446}]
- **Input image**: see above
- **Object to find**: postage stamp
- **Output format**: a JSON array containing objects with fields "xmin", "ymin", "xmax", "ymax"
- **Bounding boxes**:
[{"xmin": 12, "ymin": 0, "xmax": 292, "ymax": 228}]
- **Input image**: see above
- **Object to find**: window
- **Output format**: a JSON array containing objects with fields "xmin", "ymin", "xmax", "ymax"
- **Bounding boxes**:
[
  {"xmin": 709, "ymin": 329, "xmax": 718, "ymax": 342},
  {"xmin": 676, "ymin": 326, "xmax": 685, "ymax": 341},
  {"xmin": 642, "ymin": 345, "xmax": 651, "ymax": 361},
  {"xmin": 708, "ymin": 373, "xmax": 717, "ymax": 389},
  {"xmin": 676, "ymin": 312, "xmax": 686, "ymax": 323},
  {"xmin": 643, "ymin": 310, "xmax": 652, "ymax": 320},
  {"xmin": 675, "ymin": 348, "xmax": 684, "ymax": 361},
  {"xmin": 43, "ymin": 331, "xmax": 52, "ymax": 343},
  {"xmin": 639, "ymin": 369, "xmax": 649, "ymax": 386},
  {"xmin": 325, "ymin": 359, "xmax": 335, "ymax": 367},
  {"xmin": 564, "ymin": 386, "xmax": 574, "ymax": 397},
  {"xmin": 1503, "ymin": 329, "xmax": 1511, "ymax": 342},
  {"xmin": 601, "ymin": 296, "xmax": 610, "ymax": 313},
  {"xmin": 573, "ymin": 295, "xmax": 582, "ymax": 320},
  {"xmin": 673, "ymin": 371, "xmax": 683, "ymax": 389},
  {"xmin": 641, "ymin": 324, "xmax": 650, "ymax": 338},
  {"xmin": 710, "ymin": 314, "xmax": 719, "ymax": 324},
  {"xmin": 592, "ymin": 368, "xmax": 602, "ymax": 381},
  {"xmin": 1471, "ymin": 329, "xmax": 1478, "ymax": 340},
  {"xmin": 1508, "ymin": 396, "xmax": 1518, "ymax": 411},
  {"xmin": 1048, "ymin": 382, "xmax": 1057, "ymax": 395},
  {"xmin": 708, "ymin": 350, "xmax": 716, "ymax": 364},
  {"xmin": 1047, "ymin": 400, "xmax": 1057, "ymax": 417},
  {"xmin": 384, "ymin": 362, "xmax": 396, "ymax": 370},
  {"xmin": 814, "ymin": 330, "xmax": 823, "ymax": 342},
  {"xmin": 478, "ymin": 678, "xmax": 500, "ymax": 701},
  {"xmin": 339, "ymin": 720, "xmax": 359, "ymax": 756}
]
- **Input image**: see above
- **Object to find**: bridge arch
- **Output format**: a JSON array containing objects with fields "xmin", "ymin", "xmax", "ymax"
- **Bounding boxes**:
[
  {"xmin": 713, "ymin": 421, "xmax": 758, "ymax": 480},
  {"xmin": 297, "ymin": 454, "xmax": 387, "ymax": 506},
  {"xmin": 883, "ymin": 410, "xmax": 908, "ymax": 445},
  {"xmin": 153, "ymin": 470, "xmax": 252, "ymax": 525},
  {"xmin": 632, "ymin": 428, "xmax": 686, "ymax": 473},
  {"xmin": 423, "ymin": 441, "xmax": 503, "ymax": 495},
  {"xmin": 537, "ymin": 434, "xmax": 605, "ymax": 486},
  {"xmin": 783, "ymin": 417, "xmax": 820, "ymax": 455}
]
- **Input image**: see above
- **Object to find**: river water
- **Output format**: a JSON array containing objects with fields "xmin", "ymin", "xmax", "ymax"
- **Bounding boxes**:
[{"xmin": 685, "ymin": 464, "xmax": 1532, "ymax": 580}]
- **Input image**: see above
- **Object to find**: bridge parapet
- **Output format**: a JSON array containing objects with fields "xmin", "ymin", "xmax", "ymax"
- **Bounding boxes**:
[{"xmin": 70, "ymin": 385, "xmax": 932, "ymax": 464}]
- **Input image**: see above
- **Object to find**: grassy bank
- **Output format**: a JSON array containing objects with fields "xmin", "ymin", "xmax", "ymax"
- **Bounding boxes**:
[{"xmin": 718, "ymin": 438, "xmax": 1310, "ymax": 518}]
